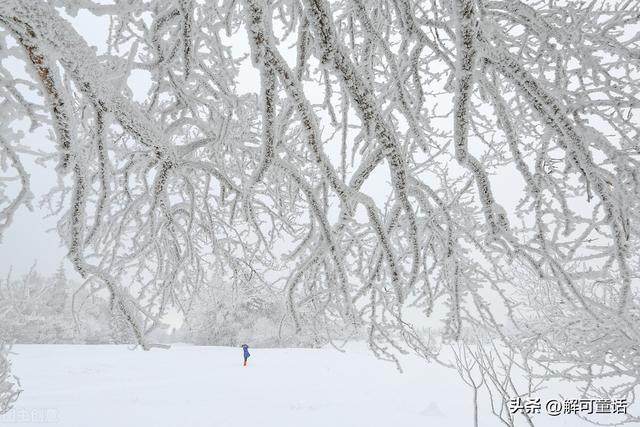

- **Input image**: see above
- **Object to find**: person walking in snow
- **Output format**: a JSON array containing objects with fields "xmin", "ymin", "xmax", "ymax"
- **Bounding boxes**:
[{"xmin": 241, "ymin": 344, "xmax": 250, "ymax": 366}]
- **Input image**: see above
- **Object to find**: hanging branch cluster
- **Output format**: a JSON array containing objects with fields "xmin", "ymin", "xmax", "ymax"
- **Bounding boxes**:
[{"xmin": 0, "ymin": 0, "xmax": 639, "ymax": 381}]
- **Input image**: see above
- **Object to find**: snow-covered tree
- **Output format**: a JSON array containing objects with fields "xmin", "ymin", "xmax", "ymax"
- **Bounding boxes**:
[
  {"xmin": 0, "ymin": 343, "xmax": 20, "ymax": 415},
  {"xmin": 0, "ymin": 265, "xmax": 116, "ymax": 344},
  {"xmin": 180, "ymin": 272, "xmax": 318, "ymax": 347},
  {"xmin": 1, "ymin": 0, "xmax": 639, "ymax": 422},
  {"xmin": 0, "ymin": 266, "xmax": 74, "ymax": 343}
]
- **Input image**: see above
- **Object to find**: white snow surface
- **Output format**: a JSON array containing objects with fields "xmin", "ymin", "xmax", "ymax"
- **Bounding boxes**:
[{"xmin": 1, "ymin": 344, "xmax": 622, "ymax": 426}]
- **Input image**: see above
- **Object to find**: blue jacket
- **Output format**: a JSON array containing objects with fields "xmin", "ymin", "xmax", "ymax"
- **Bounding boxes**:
[{"xmin": 242, "ymin": 344, "xmax": 250, "ymax": 358}]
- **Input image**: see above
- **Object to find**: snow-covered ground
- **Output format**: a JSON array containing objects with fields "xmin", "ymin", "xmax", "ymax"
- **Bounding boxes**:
[{"xmin": 1, "ymin": 344, "xmax": 625, "ymax": 426}]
